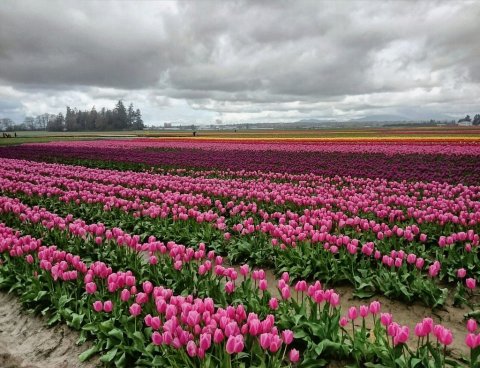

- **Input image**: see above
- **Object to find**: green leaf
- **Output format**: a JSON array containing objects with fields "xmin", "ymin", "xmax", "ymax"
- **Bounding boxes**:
[
  {"xmin": 114, "ymin": 352, "xmax": 126, "ymax": 367},
  {"xmin": 352, "ymin": 289, "xmax": 376, "ymax": 299},
  {"xmin": 82, "ymin": 322, "xmax": 98, "ymax": 332},
  {"xmin": 151, "ymin": 355, "xmax": 167, "ymax": 366},
  {"xmin": 132, "ymin": 331, "xmax": 146, "ymax": 351},
  {"xmin": 294, "ymin": 330, "xmax": 308, "ymax": 339},
  {"xmin": 108, "ymin": 328, "xmax": 124, "ymax": 341},
  {"xmin": 47, "ymin": 312, "xmax": 61, "ymax": 326},
  {"xmin": 409, "ymin": 357, "xmax": 422, "ymax": 368},
  {"xmin": 314, "ymin": 339, "xmax": 343, "ymax": 357},
  {"xmin": 299, "ymin": 358, "xmax": 328, "ymax": 367},
  {"xmin": 100, "ymin": 347, "xmax": 118, "ymax": 363},
  {"xmin": 58, "ymin": 294, "xmax": 71, "ymax": 308},
  {"xmin": 34, "ymin": 290, "xmax": 48, "ymax": 301},
  {"xmin": 78, "ymin": 346, "xmax": 99, "ymax": 362},
  {"xmin": 70, "ymin": 313, "xmax": 84, "ymax": 330},
  {"xmin": 99, "ymin": 319, "xmax": 115, "ymax": 333}
]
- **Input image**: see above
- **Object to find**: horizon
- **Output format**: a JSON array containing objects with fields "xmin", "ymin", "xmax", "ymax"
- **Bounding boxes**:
[{"xmin": 1, "ymin": 1, "xmax": 479, "ymax": 125}]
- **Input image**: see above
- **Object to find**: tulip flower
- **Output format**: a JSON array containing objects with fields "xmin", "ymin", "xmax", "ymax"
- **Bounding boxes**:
[
  {"xmin": 92, "ymin": 300, "xmax": 103, "ymax": 312},
  {"xmin": 289, "ymin": 348, "xmax": 300, "ymax": 363},
  {"xmin": 129, "ymin": 303, "xmax": 141, "ymax": 316},
  {"xmin": 466, "ymin": 278, "xmax": 476, "ymax": 290},
  {"xmin": 120, "ymin": 289, "xmax": 131, "ymax": 302},
  {"xmin": 369, "ymin": 301, "xmax": 381, "ymax": 315},
  {"xmin": 268, "ymin": 297, "xmax": 279, "ymax": 310},
  {"xmin": 186, "ymin": 341, "xmax": 197, "ymax": 357},
  {"xmin": 465, "ymin": 333, "xmax": 477, "ymax": 349},
  {"xmin": 226, "ymin": 335, "xmax": 244, "ymax": 354},
  {"xmin": 380, "ymin": 313, "xmax": 393, "ymax": 327},
  {"xmin": 348, "ymin": 306, "xmax": 358, "ymax": 321},
  {"xmin": 103, "ymin": 300, "xmax": 113, "ymax": 313},
  {"xmin": 467, "ymin": 319, "xmax": 477, "ymax": 333},
  {"xmin": 85, "ymin": 282, "xmax": 97, "ymax": 294},
  {"xmin": 260, "ymin": 333, "xmax": 272, "ymax": 350},
  {"xmin": 225, "ymin": 281, "xmax": 235, "ymax": 294},
  {"xmin": 282, "ymin": 330, "xmax": 294, "ymax": 345}
]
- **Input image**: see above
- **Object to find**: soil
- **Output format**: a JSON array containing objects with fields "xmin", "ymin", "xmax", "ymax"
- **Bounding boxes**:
[{"xmin": 0, "ymin": 292, "xmax": 99, "ymax": 368}]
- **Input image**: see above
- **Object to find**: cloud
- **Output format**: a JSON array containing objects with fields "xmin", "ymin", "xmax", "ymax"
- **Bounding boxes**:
[{"xmin": 0, "ymin": 0, "xmax": 479, "ymax": 123}]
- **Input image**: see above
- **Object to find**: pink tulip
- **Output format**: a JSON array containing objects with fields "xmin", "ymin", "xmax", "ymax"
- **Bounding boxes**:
[
  {"xmin": 415, "ymin": 258, "xmax": 425, "ymax": 269},
  {"xmin": 225, "ymin": 281, "xmax": 235, "ymax": 294},
  {"xmin": 103, "ymin": 300, "xmax": 113, "ymax": 313},
  {"xmin": 369, "ymin": 301, "xmax": 381, "ymax": 315},
  {"xmin": 199, "ymin": 333, "xmax": 212, "ymax": 351},
  {"xmin": 249, "ymin": 319, "xmax": 261, "ymax": 335},
  {"xmin": 269, "ymin": 334, "xmax": 282, "ymax": 353},
  {"xmin": 437, "ymin": 327, "xmax": 453, "ymax": 346},
  {"xmin": 152, "ymin": 331, "xmax": 163, "ymax": 345},
  {"xmin": 269, "ymin": 297, "xmax": 279, "ymax": 310},
  {"xmin": 422, "ymin": 318, "xmax": 433, "ymax": 334},
  {"xmin": 466, "ymin": 278, "xmax": 476, "ymax": 290},
  {"xmin": 120, "ymin": 289, "xmax": 131, "ymax": 302},
  {"xmin": 129, "ymin": 303, "xmax": 141, "ymax": 316},
  {"xmin": 457, "ymin": 268, "xmax": 467, "ymax": 278},
  {"xmin": 92, "ymin": 300, "xmax": 103, "ymax": 312},
  {"xmin": 406, "ymin": 253, "xmax": 416, "ymax": 264},
  {"xmin": 289, "ymin": 348, "xmax": 300, "ymax": 363},
  {"xmin": 135, "ymin": 292, "xmax": 148, "ymax": 304},
  {"xmin": 150, "ymin": 316, "xmax": 161, "ymax": 330},
  {"xmin": 380, "ymin": 313, "xmax": 393, "ymax": 327},
  {"xmin": 260, "ymin": 333, "xmax": 272, "ymax": 349},
  {"xmin": 466, "ymin": 333, "xmax": 477, "ymax": 348},
  {"xmin": 467, "ymin": 319, "xmax": 477, "ymax": 333},
  {"xmin": 388, "ymin": 322, "xmax": 400, "ymax": 337},
  {"xmin": 240, "ymin": 264, "xmax": 249, "ymax": 276},
  {"xmin": 294, "ymin": 280, "xmax": 307, "ymax": 292},
  {"xmin": 330, "ymin": 292, "xmax": 340, "ymax": 307},
  {"xmin": 414, "ymin": 322, "xmax": 426, "ymax": 337},
  {"xmin": 282, "ymin": 330, "xmax": 294, "ymax": 345},
  {"xmin": 348, "ymin": 306, "xmax": 358, "ymax": 320},
  {"xmin": 359, "ymin": 305, "xmax": 369, "ymax": 318},
  {"xmin": 213, "ymin": 329, "xmax": 224, "ymax": 343},
  {"xmin": 281, "ymin": 286, "xmax": 291, "ymax": 300},
  {"xmin": 186, "ymin": 341, "xmax": 197, "ymax": 357},
  {"xmin": 85, "ymin": 282, "xmax": 97, "ymax": 294},
  {"xmin": 226, "ymin": 335, "xmax": 244, "ymax": 354},
  {"xmin": 142, "ymin": 281, "xmax": 153, "ymax": 294},
  {"xmin": 393, "ymin": 326, "xmax": 409, "ymax": 346},
  {"xmin": 259, "ymin": 279, "xmax": 268, "ymax": 291}
]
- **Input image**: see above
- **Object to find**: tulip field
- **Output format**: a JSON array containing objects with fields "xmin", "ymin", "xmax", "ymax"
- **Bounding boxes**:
[{"xmin": 1, "ymin": 134, "xmax": 480, "ymax": 367}]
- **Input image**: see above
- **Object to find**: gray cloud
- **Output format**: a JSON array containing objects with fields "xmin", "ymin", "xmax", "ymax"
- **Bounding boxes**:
[{"xmin": 0, "ymin": 0, "xmax": 479, "ymax": 123}]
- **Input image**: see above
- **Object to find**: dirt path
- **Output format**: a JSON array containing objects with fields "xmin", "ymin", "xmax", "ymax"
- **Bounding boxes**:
[{"xmin": 0, "ymin": 292, "xmax": 99, "ymax": 368}]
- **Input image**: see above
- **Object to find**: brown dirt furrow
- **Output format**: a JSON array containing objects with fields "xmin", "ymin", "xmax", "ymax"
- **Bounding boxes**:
[{"xmin": 0, "ymin": 292, "xmax": 99, "ymax": 368}]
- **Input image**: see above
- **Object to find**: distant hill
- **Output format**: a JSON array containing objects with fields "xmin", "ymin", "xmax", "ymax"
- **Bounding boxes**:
[
  {"xmin": 349, "ymin": 114, "xmax": 410, "ymax": 122},
  {"xmin": 294, "ymin": 118, "xmax": 336, "ymax": 124}
]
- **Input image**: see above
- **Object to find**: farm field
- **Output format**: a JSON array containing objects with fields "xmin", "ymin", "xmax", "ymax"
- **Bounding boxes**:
[{"xmin": 1, "ymin": 130, "xmax": 480, "ymax": 367}]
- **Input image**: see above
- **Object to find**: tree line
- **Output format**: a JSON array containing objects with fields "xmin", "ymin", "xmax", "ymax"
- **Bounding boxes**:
[
  {"xmin": 0, "ymin": 100, "xmax": 144, "ymax": 132},
  {"xmin": 458, "ymin": 114, "xmax": 480, "ymax": 125}
]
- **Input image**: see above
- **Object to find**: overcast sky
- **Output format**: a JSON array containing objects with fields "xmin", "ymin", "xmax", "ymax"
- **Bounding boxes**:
[{"xmin": 0, "ymin": 0, "xmax": 479, "ymax": 125}]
